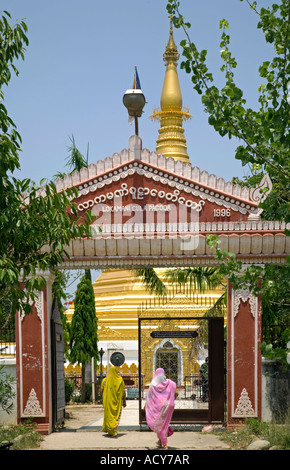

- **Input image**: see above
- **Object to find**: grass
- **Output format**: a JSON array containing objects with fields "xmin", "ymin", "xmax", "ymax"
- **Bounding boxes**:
[
  {"xmin": 216, "ymin": 418, "xmax": 290, "ymax": 450},
  {"xmin": 0, "ymin": 419, "xmax": 43, "ymax": 450}
]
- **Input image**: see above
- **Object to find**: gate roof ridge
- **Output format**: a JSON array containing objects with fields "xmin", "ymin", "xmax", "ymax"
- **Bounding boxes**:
[
  {"xmin": 49, "ymin": 136, "xmax": 275, "ymax": 213},
  {"xmin": 52, "ymin": 136, "xmax": 262, "ymax": 206}
]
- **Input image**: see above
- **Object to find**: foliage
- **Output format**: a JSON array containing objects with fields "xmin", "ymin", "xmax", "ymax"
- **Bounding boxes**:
[
  {"xmin": 135, "ymin": 268, "xmax": 167, "ymax": 296},
  {"xmin": 0, "ymin": 11, "xmax": 95, "ymax": 316},
  {"xmin": 136, "ymin": 266, "xmax": 227, "ymax": 334},
  {"xmin": 165, "ymin": 267, "xmax": 225, "ymax": 292},
  {"xmin": 65, "ymin": 134, "xmax": 89, "ymax": 173},
  {"xmin": 166, "ymin": 0, "xmax": 290, "ymax": 223},
  {"xmin": 207, "ymin": 234, "xmax": 290, "ymax": 368},
  {"xmin": 0, "ymin": 177, "xmax": 94, "ymax": 315},
  {"xmin": 53, "ymin": 134, "xmax": 90, "ymax": 180},
  {"xmin": 0, "ymin": 365, "xmax": 15, "ymax": 414},
  {"xmin": 218, "ymin": 417, "xmax": 290, "ymax": 450},
  {"xmin": 64, "ymin": 376, "xmax": 75, "ymax": 404},
  {"xmin": 69, "ymin": 273, "xmax": 99, "ymax": 402},
  {"xmin": 84, "ymin": 382, "xmax": 92, "ymax": 402},
  {"xmin": 0, "ymin": 295, "xmax": 15, "ymax": 331},
  {"xmin": 0, "ymin": 10, "xmax": 28, "ymax": 177},
  {"xmin": 0, "ymin": 419, "xmax": 43, "ymax": 450},
  {"xmin": 165, "ymin": 267, "xmax": 227, "ymax": 318},
  {"xmin": 205, "ymin": 291, "xmax": 227, "ymax": 318},
  {"xmin": 69, "ymin": 274, "xmax": 99, "ymax": 365},
  {"xmin": 260, "ymin": 328, "xmax": 290, "ymax": 367},
  {"xmin": 260, "ymin": 264, "xmax": 290, "ymax": 365},
  {"xmin": 261, "ymin": 264, "xmax": 290, "ymax": 326},
  {"xmin": 136, "ymin": 266, "xmax": 226, "ymax": 298},
  {"xmin": 207, "ymin": 234, "xmax": 264, "ymax": 295},
  {"xmin": 206, "ymin": 233, "xmax": 290, "ymax": 319}
]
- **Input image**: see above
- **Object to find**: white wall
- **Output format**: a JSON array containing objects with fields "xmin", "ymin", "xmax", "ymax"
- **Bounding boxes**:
[{"xmin": 0, "ymin": 357, "xmax": 17, "ymax": 425}]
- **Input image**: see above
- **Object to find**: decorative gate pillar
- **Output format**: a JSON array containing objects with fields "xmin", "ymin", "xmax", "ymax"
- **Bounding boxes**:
[
  {"xmin": 16, "ymin": 270, "xmax": 55, "ymax": 435},
  {"xmin": 227, "ymin": 277, "xmax": 262, "ymax": 427}
]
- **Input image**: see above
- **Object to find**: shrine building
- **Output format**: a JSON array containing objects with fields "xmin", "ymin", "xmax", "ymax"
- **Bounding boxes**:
[{"xmin": 64, "ymin": 268, "xmax": 226, "ymax": 374}]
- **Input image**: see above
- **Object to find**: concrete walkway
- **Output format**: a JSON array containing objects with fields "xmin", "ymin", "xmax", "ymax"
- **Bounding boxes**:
[{"xmin": 35, "ymin": 402, "xmax": 229, "ymax": 451}]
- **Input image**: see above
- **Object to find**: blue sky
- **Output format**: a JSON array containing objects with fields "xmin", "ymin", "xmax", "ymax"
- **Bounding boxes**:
[
  {"xmin": 3, "ymin": 0, "xmax": 274, "ymax": 293},
  {"xmin": 4, "ymin": 0, "xmax": 274, "ymax": 185}
]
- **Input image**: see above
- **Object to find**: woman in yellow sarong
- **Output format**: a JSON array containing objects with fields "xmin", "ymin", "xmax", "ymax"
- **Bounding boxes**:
[{"xmin": 101, "ymin": 366, "xmax": 126, "ymax": 436}]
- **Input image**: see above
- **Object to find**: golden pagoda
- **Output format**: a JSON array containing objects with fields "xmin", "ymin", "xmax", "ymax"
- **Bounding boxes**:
[
  {"xmin": 150, "ymin": 21, "xmax": 192, "ymax": 163},
  {"xmin": 64, "ymin": 269, "xmax": 225, "ymax": 376}
]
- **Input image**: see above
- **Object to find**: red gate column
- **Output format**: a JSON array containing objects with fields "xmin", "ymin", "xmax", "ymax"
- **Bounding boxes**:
[
  {"xmin": 227, "ymin": 277, "xmax": 262, "ymax": 428},
  {"xmin": 16, "ymin": 270, "xmax": 55, "ymax": 435}
]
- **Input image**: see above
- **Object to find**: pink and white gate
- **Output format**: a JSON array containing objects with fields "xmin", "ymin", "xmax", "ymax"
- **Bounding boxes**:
[{"xmin": 16, "ymin": 136, "xmax": 289, "ymax": 433}]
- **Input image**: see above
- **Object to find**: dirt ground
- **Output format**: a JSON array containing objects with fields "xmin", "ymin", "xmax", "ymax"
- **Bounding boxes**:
[{"xmin": 63, "ymin": 404, "xmax": 103, "ymax": 429}]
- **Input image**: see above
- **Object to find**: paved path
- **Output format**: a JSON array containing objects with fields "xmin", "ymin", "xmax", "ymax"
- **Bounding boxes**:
[
  {"xmin": 35, "ymin": 402, "xmax": 229, "ymax": 451},
  {"xmin": 36, "ymin": 429, "xmax": 229, "ymax": 451}
]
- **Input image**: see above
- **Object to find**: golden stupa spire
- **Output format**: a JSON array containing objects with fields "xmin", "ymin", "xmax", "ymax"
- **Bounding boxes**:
[{"xmin": 150, "ymin": 20, "xmax": 191, "ymax": 163}]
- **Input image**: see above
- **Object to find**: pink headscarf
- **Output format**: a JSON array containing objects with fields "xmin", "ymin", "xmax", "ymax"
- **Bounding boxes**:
[{"xmin": 145, "ymin": 368, "xmax": 176, "ymax": 446}]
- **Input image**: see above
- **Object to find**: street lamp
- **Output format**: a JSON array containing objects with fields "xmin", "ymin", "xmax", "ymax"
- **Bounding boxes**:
[
  {"xmin": 99, "ymin": 348, "xmax": 104, "ymax": 383},
  {"xmin": 123, "ymin": 66, "xmax": 146, "ymax": 136}
]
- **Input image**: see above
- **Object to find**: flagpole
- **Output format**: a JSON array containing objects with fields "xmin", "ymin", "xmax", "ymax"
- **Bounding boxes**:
[{"xmin": 134, "ymin": 66, "xmax": 138, "ymax": 135}]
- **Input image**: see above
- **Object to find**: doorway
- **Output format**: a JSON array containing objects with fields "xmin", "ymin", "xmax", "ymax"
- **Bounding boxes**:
[
  {"xmin": 156, "ymin": 340, "xmax": 179, "ymax": 385},
  {"xmin": 138, "ymin": 316, "xmax": 225, "ymax": 425}
]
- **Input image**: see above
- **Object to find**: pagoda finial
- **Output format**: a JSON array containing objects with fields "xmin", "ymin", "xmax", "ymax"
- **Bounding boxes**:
[
  {"xmin": 163, "ymin": 18, "xmax": 180, "ymax": 67},
  {"xmin": 150, "ymin": 20, "xmax": 191, "ymax": 163}
]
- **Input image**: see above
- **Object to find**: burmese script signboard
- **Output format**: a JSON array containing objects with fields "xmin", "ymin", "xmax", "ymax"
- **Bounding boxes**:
[
  {"xmin": 73, "ymin": 160, "xmax": 261, "ymax": 240},
  {"xmin": 150, "ymin": 330, "xmax": 198, "ymax": 339}
]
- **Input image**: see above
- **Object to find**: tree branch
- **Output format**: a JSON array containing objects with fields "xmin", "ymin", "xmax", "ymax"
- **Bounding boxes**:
[{"xmin": 170, "ymin": 0, "xmax": 290, "ymax": 177}]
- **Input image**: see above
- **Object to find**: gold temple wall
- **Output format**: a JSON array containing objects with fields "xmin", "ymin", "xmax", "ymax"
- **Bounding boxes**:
[
  {"xmin": 65, "ymin": 268, "xmax": 225, "ymax": 344},
  {"xmin": 64, "ymin": 362, "xmax": 138, "ymax": 376},
  {"xmin": 64, "ymin": 269, "xmax": 226, "ymax": 384}
]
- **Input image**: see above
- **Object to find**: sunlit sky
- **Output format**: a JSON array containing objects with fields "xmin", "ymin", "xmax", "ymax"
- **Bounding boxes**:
[{"xmin": 3, "ymin": 0, "xmax": 275, "ymax": 293}]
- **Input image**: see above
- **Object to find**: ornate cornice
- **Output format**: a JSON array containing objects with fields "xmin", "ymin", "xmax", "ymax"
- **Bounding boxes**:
[
  {"xmin": 23, "ymin": 388, "xmax": 44, "ymax": 417},
  {"xmin": 98, "ymin": 325, "xmax": 121, "ymax": 339},
  {"xmin": 233, "ymin": 289, "xmax": 258, "ymax": 318},
  {"xmin": 234, "ymin": 388, "xmax": 256, "ymax": 417},
  {"xmin": 58, "ymin": 253, "xmax": 288, "ymax": 270},
  {"xmin": 20, "ymin": 290, "xmax": 43, "ymax": 322},
  {"xmin": 75, "ymin": 160, "xmax": 259, "ymax": 214}
]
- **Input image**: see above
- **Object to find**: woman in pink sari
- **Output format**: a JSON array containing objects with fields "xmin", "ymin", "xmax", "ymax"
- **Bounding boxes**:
[{"xmin": 145, "ymin": 368, "xmax": 178, "ymax": 449}]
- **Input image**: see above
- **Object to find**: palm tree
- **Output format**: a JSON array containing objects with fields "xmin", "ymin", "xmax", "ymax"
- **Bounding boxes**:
[
  {"xmin": 135, "ymin": 267, "xmax": 167, "ymax": 296},
  {"xmin": 64, "ymin": 134, "xmax": 89, "ymax": 173},
  {"xmin": 53, "ymin": 134, "xmax": 89, "ymax": 180},
  {"xmin": 135, "ymin": 266, "xmax": 226, "ymax": 317},
  {"xmin": 164, "ymin": 267, "xmax": 224, "ymax": 293}
]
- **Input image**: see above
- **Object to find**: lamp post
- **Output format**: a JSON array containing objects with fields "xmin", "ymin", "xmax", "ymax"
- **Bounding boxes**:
[
  {"xmin": 97, "ymin": 348, "xmax": 105, "ymax": 403},
  {"xmin": 123, "ymin": 67, "xmax": 146, "ymax": 136},
  {"xmin": 99, "ymin": 348, "xmax": 104, "ymax": 383}
]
